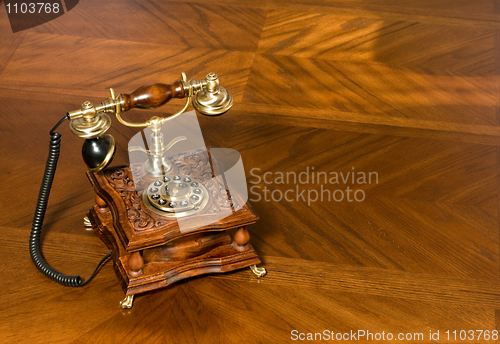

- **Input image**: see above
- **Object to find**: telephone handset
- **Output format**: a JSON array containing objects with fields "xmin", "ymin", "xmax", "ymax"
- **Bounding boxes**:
[
  {"xmin": 29, "ymin": 71, "xmax": 264, "ymax": 295},
  {"xmin": 68, "ymin": 72, "xmax": 232, "ymax": 171}
]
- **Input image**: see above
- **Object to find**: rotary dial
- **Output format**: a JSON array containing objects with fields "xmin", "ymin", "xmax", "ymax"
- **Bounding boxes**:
[{"xmin": 143, "ymin": 175, "xmax": 208, "ymax": 217}]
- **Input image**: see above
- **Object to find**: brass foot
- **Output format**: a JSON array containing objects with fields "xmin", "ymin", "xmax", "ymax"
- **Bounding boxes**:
[
  {"xmin": 83, "ymin": 216, "xmax": 92, "ymax": 228},
  {"xmin": 250, "ymin": 265, "xmax": 267, "ymax": 278},
  {"xmin": 120, "ymin": 295, "xmax": 134, "ymax": 309}
]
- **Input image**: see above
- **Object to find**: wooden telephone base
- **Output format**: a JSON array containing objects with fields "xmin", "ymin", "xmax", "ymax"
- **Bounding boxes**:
[{"xmin": 85, "ymin": 150, "xmax": 265, "ymax": 308}]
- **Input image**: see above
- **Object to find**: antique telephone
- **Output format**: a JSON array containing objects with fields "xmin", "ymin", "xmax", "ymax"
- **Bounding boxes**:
[{"xmin": 30, "ymin": 72, "xmax": 266, "ymax": 308}]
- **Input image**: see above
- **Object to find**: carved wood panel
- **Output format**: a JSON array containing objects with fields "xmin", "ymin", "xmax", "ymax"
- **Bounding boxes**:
[{"xmin": 103, "ymin": 149, "xmax": 240, "ymax": 232}]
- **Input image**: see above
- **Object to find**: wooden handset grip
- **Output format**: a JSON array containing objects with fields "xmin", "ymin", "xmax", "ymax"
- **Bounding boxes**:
[{"xmin": 120, "ymin": 81, "xmax": 186, "ymax": 111}]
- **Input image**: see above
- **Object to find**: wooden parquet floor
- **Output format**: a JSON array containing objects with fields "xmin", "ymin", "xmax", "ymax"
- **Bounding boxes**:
[{"xmin": 1, "ymin": 0, "xmax": 500, "ymax": 342}]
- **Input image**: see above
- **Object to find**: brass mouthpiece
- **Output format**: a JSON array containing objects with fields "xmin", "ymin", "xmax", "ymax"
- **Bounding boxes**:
[{"xmin": 189, "ymin": 73, "xmax": 234, "ymax": 116}]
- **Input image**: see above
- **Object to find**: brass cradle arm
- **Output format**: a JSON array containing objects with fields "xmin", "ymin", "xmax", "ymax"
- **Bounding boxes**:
[{"xmin": 67, "ymin": 72, "xmax": 233, "ymax": 138}]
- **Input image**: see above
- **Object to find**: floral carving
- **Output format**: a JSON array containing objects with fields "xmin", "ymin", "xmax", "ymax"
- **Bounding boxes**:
[
  {"xmin": 106, "ymin": 168, "xmax": 135, "ymax": 191},
  {"xmin": 120, "ymin": 189, "xmax": 165, "ymax": 230},
  {"xmin": 104, "ymin": 149, "xmax": 240, "ymax": 231}
]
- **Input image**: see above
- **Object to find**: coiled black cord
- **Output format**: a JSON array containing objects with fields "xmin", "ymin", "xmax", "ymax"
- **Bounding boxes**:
[{"xmin": 29, "ymin": 115, "xmax": 111, "ymax": 287}]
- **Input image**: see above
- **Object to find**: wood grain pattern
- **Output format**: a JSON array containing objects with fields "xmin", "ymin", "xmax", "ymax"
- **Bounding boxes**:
[
  {"xmin": 32, "ymin": 1, "xmax": 268, "ymax": 51},
  {"xmin": 0, "ymin": 6, "xmax": 26, "ymax": 77},
  {"xmin": 243, "ymin": 54, "xmax": 498, "ymax": 125},
  {"xmin": 0, "ymin": 32, "xmax": 256, "ymax": 102},
  {"xmin": 1, "ymin": 0, "xmax": 500, "ymax": 342},
  {"xmin": 172, "ymin": 0, "xmax": 500, "ymax": 23},
  {"xmin": 212, "ymin": 256, "xmax": 500, "ymax": 307},
  {"xmin": 258, "ymin": 9, "xmax": 495, "ymax": 72}
]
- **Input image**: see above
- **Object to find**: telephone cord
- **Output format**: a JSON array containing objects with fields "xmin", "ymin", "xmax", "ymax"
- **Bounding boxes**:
[{"xmin": 29, "ymin": 115, "xmax": 111, "ymax": 287}]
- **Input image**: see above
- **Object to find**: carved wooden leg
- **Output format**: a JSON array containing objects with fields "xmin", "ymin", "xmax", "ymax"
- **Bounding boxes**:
[
  {"xmin": 128, "ymin": 251, "xmax": 144, "ymax": 277},
  {"xmin": 95, "ymin": 195, "xmax": 108, "ymax": 212},
  {"xmin": 233, "ymin": 226, "xmax": 251, "ymax": 252}
]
